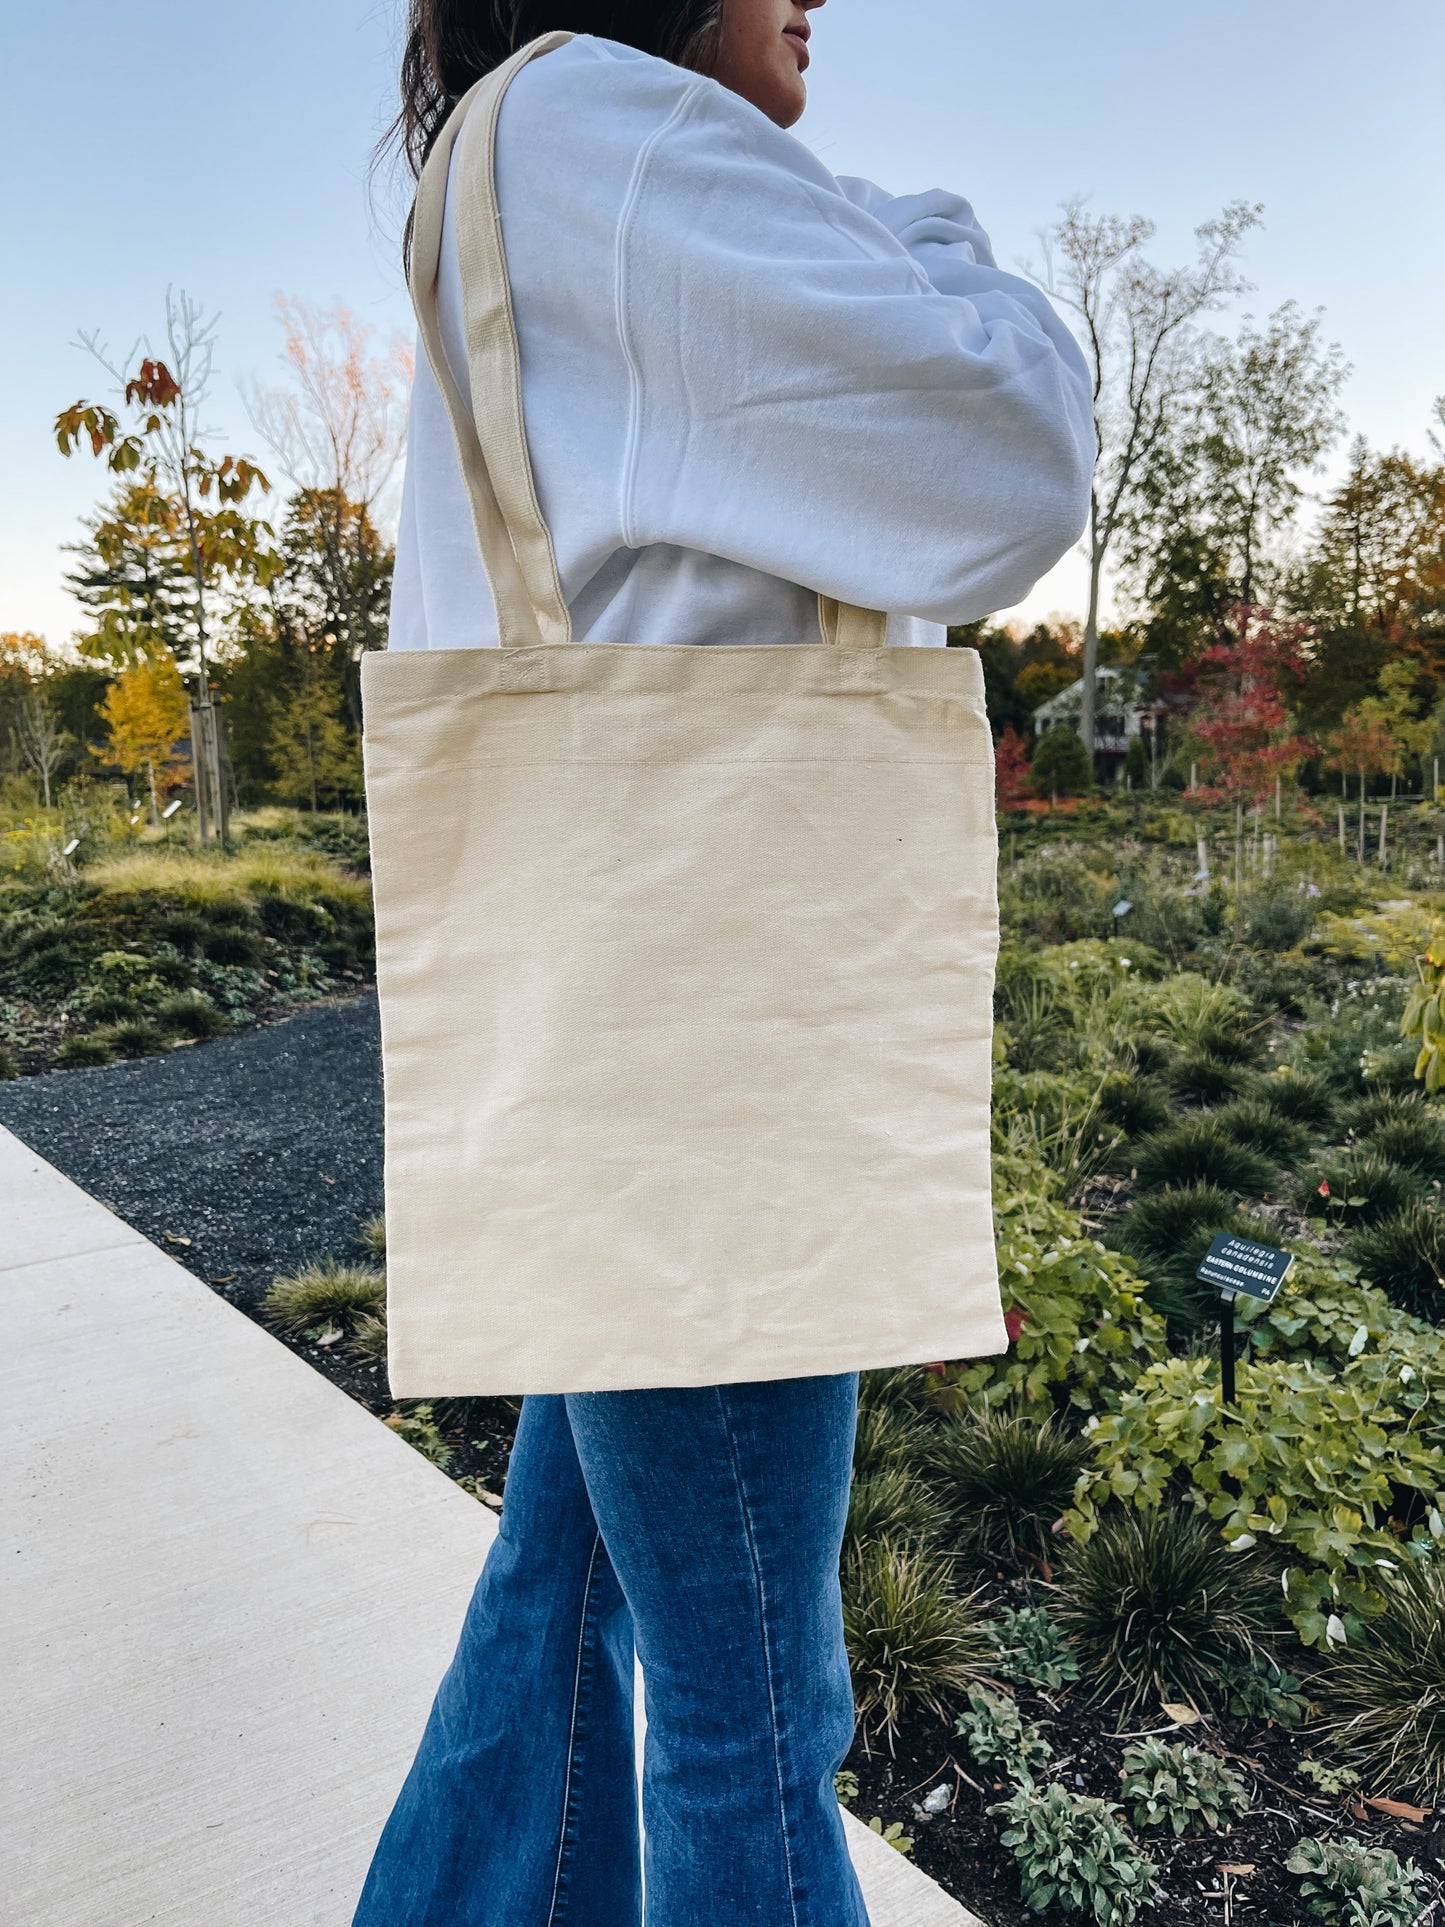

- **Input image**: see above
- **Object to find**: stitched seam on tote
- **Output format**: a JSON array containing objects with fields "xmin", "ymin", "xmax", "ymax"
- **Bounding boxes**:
[
  {"xmin": 717, "ymin": 1386, "xmax": 801, "ymax": 1926},
  {"xmin": 615, "ymin": 81, "xmax": 707, "ymax": 553},
  {"xmin": 547, "ymin": 1530, "xmax": 605, "ymax": 1926}
]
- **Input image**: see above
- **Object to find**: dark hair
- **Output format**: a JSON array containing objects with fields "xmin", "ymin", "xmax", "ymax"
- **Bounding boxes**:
[{"xmin": 385, "ymin": 3, "xmax": 723, "ymax": 198}]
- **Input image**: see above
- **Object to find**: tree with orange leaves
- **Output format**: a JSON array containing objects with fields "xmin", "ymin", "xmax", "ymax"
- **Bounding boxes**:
[{"xmin": 95, "ymin": 654, "xmax": 191, "ymax": 823}]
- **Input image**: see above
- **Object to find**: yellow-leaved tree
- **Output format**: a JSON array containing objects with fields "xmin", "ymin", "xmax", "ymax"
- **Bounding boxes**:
[{"xmin": 97, "ymin": 654, "xmax": 191, "ymax": 822}]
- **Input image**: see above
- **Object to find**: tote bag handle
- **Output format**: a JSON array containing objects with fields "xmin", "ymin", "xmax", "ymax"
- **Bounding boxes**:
[{"xmin": 409, "ymin": 32, "xmax": 888, "ymax": 653}]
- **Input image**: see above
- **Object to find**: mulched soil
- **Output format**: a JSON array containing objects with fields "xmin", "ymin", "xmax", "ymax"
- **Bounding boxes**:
[
  {"xmin": 4, "ymin": 997, "xmax": 1440, "ymax": 1923},
  {"xmin": 845, "ymin": 1687, "xmax": 1443, "ymax": 1925}
]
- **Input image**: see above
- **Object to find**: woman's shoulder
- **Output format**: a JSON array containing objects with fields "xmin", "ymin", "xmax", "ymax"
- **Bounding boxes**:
[{"xmin": 501, "ymin": 34, "xmax": 845, "ymax": 197}]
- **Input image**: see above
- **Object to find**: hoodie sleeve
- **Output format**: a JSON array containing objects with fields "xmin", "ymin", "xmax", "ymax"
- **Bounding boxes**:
[{"xmin": 618, "ymin": 82, "xmax": 1095, "ymax": 625}]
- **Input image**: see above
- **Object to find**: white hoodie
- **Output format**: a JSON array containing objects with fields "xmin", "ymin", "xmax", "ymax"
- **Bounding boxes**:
[{"xmin": 389, "ymin": 34, "xmax": 1095, "ymax": 654}]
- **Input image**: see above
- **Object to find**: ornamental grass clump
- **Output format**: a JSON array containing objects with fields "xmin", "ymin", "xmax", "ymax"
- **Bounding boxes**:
[
  {"xmin": 262, "ymin": 1258, "xmax": 387, "ymax": 1335},
  {"xmin": 1118, "ymin": 1740, "xmax": 1250, "ymax": 1835},
  {"xmin": 1348, "ymin": 1203, "xmax": 1445, "ymax": 1322},
  {"xmin": 1166, "ymin": 1051, "xmax": 1256, "ymax": 1107},
  {"xmin": 1285, "ymin": 1836, "xmax": 1428, "ymax": 1927},
  {"xmin": 155, "ymin": 991, "xmax": 228, "ymax": 1040},
  {"xmin": 1107, "ymin": 1182, "xmax": 1265, "ymax": 1333},
  {"xmin": 1365, "ymin": 1105, "xmax": 1445, "ymax": 1176},
  {"xmin": 954, "ymin": 1685, "xmax": 1052, "ymax": 1781},
  {"xmin": 928, "ymin": 1410, "xmax": 1091, "ymax": 1565},
  {"xmin": 1212, "ymin": 1097, "xmax": 1310, "ymax": 1164},
  {"xmin": 1323, "ymin": 1561, "xmax": 1445, "ymax": 1804},
  {"xmin": 1053, "ymin": 1509, "xmax": 1276, "ymax": 1716},
  {"xmin": 846, "ymin": 1464, "xmax": 948, "ymax": 1553},
  {"xmin": 1095, "ymin": 1071, "xmax": 1172, "ymax": 1140},
  {"xmin": 1133, "ymin": 1119, "xmax": 1275, "ymax": 1197},
  {"xmin": 990, "ymin": 1782, "xmax": 1156, "ymax": 1925},
  {"xmin": 841, "ymin": 1537, "xmax": 989, "ymax": 1735},
  {"xmin": 1255, "ymin": 1067, "xmax": 1337, "ymax": 1130},
  {"xmin": 1303, "ymin": 1149, "xmax": 1427, "ymax": 1226}
]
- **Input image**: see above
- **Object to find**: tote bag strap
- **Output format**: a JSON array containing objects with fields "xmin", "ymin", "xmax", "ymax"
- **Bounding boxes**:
[{"xmin": 412, "ymin": 32, "xmax": 888, "ymax": 653}]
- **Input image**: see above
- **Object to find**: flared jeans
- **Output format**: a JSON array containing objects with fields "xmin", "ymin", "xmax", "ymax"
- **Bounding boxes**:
[{"xmin": 351, "ymin": 1373, "xmax": 869, "ymax": 1927}]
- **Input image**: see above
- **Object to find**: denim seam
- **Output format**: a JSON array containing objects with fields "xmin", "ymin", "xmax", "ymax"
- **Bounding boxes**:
[
  {"xmin": 716, "ymin": 1385, "xmax": 802, "ymax": 1927},
  {"xmin": 546, "ymin": 1528, "xmax": 605, "ymax": 1927}
]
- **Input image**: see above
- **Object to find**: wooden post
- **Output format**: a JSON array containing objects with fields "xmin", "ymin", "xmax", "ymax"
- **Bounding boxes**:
[
  {"xmin": 1275, "ymin": 776, "xmax": 1282, "ymax": 822},
  {"xmin": 1189, "ymin": 760, "xmax": 1198, "ymax": 793},
  {"xmin": 1235, "ymin": 801, "xmax": 1243, "ymax": 897},
  {"xmin": 1378, "ymin": 804, "xmax": 1388, "ymax": 868},
  {"xmin": 1338, "ymin": 803, "xmax": 1346, "ymax": 854},
  {"xmin": 1358, "ymin": 774, "xmax": 1366, "ymax": 863}
]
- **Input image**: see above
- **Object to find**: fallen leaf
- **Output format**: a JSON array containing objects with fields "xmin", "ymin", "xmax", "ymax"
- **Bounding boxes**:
[
  {"xmin": 1161, "ymin": 1703, "xmax": 1204, "ymax": 1726},
  {"xmin": 209, "ymin": 1275, "xmax": 238, "ymax": 1285},
  {"xmin": 1217, "ymin": 1864, "xmax": 1256, "ymax": 1877},
  {"xmin": 314, "ymin": 1325, "xmax": 344, "ymax": 1348},
  {"xmin": 1348, "ymin": 1798, "xmax": 1369, "ymax": 1821},
  {"xmin": 163, "ymin": 1232, "xmax": 192, "ymax": 1246},
  {"xmin": 1364, "ymin": 1797, "xmax": 1431, "ymax": 1823}
]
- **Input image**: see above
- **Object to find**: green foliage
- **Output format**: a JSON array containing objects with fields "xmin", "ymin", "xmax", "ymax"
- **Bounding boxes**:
[
  {"xmin": 865, "ymin": 1817, "xmax": 914, "ymax": 1856},
  {"xmin": 1365, "ymin": 1103, "xmax": 1445, "ymax": 1174},
  {"xmin": 385, "ymin": 1403, "xmax": 454, "ymax": 1471},
  {"xmin": 349, "ymin": 1312, "xmax": 389, "ymax": 1361},
  {"xmin": 948, "ymin": 1188, "xmax": 1167, "ymax": 1413},
  {"xmin": 1165, "ymin": 1051, "xmax": 1255, "ymax": 1105},
  {"xmin": 0, "ymin": 1039, "xmax": 17, "ymax": 1079},
  {"xmin": 1303, "ymin": 1148, "xmax": 1428, "ymax": 1225},
  {"xmin": 1030, "ymin": 724, "xmax": 1094, "ymax": 798},
  {"xmin": 928, "ymin": 1411, "xmax": 1092, "ymax": 1564},
  {"xmin": 1118, "ymin": 1740, "xmax": 1251, "ymax": 1835},
  {"xmin": 261, "ymin": 1258, "xmax": 386, "ymax": 1335},
  {"xmin": 990, "ymin": 1782, "xmax": 1156, "ymax": 1924},
  {"xmin": 1095, "ymin": 1072, "xmax": 1172, "ymax": 1138},
  {"xmin": 1348, "ymin": 1203, "xmax": 1445, "ymax": 1321},
  {"xmin": 53, "ymin": 1032, "xmax": 116, "ymax": 1068},
  {"xmin": 954, "ymin": 1686, "xmax": 1053, "ymax": 1780},
  {"xmin": 359, "ymin": 1214, "xmax": 386, "ymax": 1257},
  {"xmin": 1238, "ymin": 1247, "xmax": 1433, "ymax": 1365},
  {"xmin": 1401, "ymin": 931, "xmax": 1445, "ymax": 1094},
  {"xmin": 1069, "ymin": 1348, "xmax": 1445, "ymax": 1647},
  {"xmin": 1245, "ymin": 888, "xmax": 1316, "ymax": 951},
  {"xmin": 982, "ymin": 1605, "xmax": 1081, "ymax": 1693},
  {"xmin": 841, "ymin": 1537, "xmax": 989, "ymax": 1734},
  {"xmin": 1285, "ymin": 1836, "xmax": 1428, "ymax": 1927},
  {"xmin": 832, "ymin": 1769, "xmax": 859, "ymax": 1806},
  {"xmin": 1107, "ymin": 1182, "xmax": 1266, "ymax": 1333},
  {"xmin": 1133, "ymin": 1118, "xmax": 1275, "ymax": 1195},
  {"xmin": 1323, "ymin": 1559, "xmax": 1445, "ymax": 1803},
  {"xmin": 846, "ymin": 1464, "xmax": 948, "ymax": 1553},
  {"xmin": 154, "ymin": 990, "xmax": 227, "ymax": 1039},
  {"xmin": 1298, "ymin": 1757, "xmax": 1361, "ymax": 1797},
  {"xmin": 1054, "ymin": 1508, "xmax": 1277, "ymax": 1713},
  {"xmin": 1254, "ymin": 1067, "xmax": 1339, "ymax": 1128},
  {"xmin": 1211, "ymin": 1096, "xmax": 1310, "ymax": 1162}
]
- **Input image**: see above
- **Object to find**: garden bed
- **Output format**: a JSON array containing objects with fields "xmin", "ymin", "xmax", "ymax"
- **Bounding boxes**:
[{"xmin": 5, "ymin": 796, "xmax": 1444, "ymax": 1925}]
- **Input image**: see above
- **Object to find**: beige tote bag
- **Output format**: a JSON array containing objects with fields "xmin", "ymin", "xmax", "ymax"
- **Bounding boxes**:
[{"xmin": 362, "ymin": 32, "xmax": 1006, "ymax": 1397}]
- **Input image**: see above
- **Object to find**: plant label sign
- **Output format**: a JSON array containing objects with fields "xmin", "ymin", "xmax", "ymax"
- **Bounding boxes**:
[{"xmin": 1195, "ymin": 1234, "xmax": 1294, "ymax": 1303}]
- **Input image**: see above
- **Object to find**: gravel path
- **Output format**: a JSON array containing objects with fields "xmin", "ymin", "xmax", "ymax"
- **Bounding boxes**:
[{"xmin": 0, "ymin": 997, "xmax": 382, "ymax": 1315}]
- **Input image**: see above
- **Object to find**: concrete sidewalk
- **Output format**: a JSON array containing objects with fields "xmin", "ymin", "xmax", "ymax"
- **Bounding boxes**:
[{"xmin": 1, "ymin": 1124, "xmax": 982, "ymax": 1926}]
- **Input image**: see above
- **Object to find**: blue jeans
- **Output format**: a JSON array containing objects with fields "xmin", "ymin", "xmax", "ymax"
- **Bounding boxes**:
[{"xmin": 352, "ymin": 1374, "xmax": 868, "ymax": 1927}]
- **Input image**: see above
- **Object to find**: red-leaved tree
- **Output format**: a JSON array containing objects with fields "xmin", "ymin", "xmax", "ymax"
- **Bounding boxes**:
[
  {"xmin": 995, "ymin": 726, "xmax": 1034, "ymax": 808},
  {"xmin": 1184, "ymin": 606, "xmax": 1315, "ymax": 803}
]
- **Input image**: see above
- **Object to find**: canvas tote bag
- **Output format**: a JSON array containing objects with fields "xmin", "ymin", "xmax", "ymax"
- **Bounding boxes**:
[{"xmin": 362, "ymin": 31, "xmax": 1006, "ymax": 1397}]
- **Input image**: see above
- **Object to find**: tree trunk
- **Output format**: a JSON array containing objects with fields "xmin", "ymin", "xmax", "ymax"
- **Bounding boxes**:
[{"xmin": 1079, "ymin": 511, "xmax": 1104, "ymax": 760}]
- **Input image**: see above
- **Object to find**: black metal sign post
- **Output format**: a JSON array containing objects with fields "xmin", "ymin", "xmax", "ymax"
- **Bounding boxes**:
[{"xmin": 1194, "ymin": 1234, "xmax": 1295, "ymax": 1406}]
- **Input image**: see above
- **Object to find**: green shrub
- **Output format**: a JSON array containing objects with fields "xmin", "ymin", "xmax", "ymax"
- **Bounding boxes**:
[
  {"xmin": 262, "ymin": 1259, "xmax": 387, "ymax": 1335},
  {"xmin": 1255, "ymin": 1068, "xmax": 1338, "ymax": 1129},
  {"xmin": 155, "ymin": 991, "xmax": 228, "ymax": 1040},
  {"xmin": 1303, "ymin": 1149, "xmax": 1427, "ymax": 1225},
  {"xmin": 1237, "ymin": 1248, "xmax": 1425, "ymax": 1367},
  {"xmin": 1348, "ymin": 1203, "xmax": 1445, "ymax": 1321},
  {"xmin": 928, "ymin": 1410, "xmax": 1091, "ymax": 1565},
  {"xmin": 954, "ymin": 1685, "xmax": 1053, "ymax": 1780},
  {"xmin": 359, "ymin": 1215, "xmax": 386, "ymax": 1257},
  {"xmin": 982, "ymin": 1604, "xmax": 1081, "ymax": 1692},
  {"xmin": 54, "ymin": 1032, "xmax": 116, "ymax": 1069},
  {"xmin": 1133, "ymin": 1119, "xmax": 1275, "ymax": 1196},
  {"xmin": 83, "ymin": 989, "xmax": 137, "ymax": 1024},
  {"xmin": 1054, "ymin": 1508, "xmax": 1277, "ymax": 1713},
  {"xmin": 1166, "ymin": 1050, "xmax": 1256, "ymax": 1106},
  {"xmin": 1323, "ymin": 1560, "xmax": 1445, "ymax": 1804},
  {"xmin": 0, "ymin": 1040, "xmax": 18, "ymax": 1079},
  {"xmin": 385, "ymin": 1403, "xmax": 454, "ymax": 1470},
  {"xmin": 1118, "ymin": 1740, "xmax": 1250, "ymax": 1835},
  {"xmin": 1069, "ymin": 1351, "xmax": 1445, "ymax": 1647},
  {"xmin": 841, "ymin": 1537, "xmax": 989, "ymax": 1734},
  {"xmin": 846, "ymin": 1465, "xmax": 948, "ymax": 1553},
  {"xmin": 1285, "ymin": 1836, "xmax": 1428, "ymax": 1927},
  {"xmin": 948, "ymin": 1187, "xmax": 1167, "ymax": 1414},
  {"xmin": 349, "ymin": 1312, "xmax": 389, "ymax": 1361},
  {"xmin": 201, "ymin": 926, "xmax": 265, "ymax": 967},
  {"xmin": 1245, "ymin": 890, "xmax": 1315, "ymax": 952},
  {"xmin": 1212, "ymin": 1097, "xmax": 1310, "ymax": 1163},
  {"xmin": 990, "ymin": 1782, "xmax": 1156, "ymax": 1925},
  {"xmin": 94, "ymin": 1019, "xmax": 168, "ymax": 1060},
  {"xmin": 1030, "ymin": 725, "xmax": 1094, "ymax": 798},
  {"xmin": 1365, "ymin": 1106, "xmax": 1445, "ymax": 1175},
  {"xmin": 853, "ymin": 1372, "xmax": 932, "ymax": 1480},
  {"xmin": 1095, "ymin": 1072, "xmax": 1172, "ymax": 1139}
]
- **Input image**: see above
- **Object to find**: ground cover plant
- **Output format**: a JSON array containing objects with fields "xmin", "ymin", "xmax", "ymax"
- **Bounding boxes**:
[{"xmin": 0, "ymin": 809, "xmax": 373, "ymax": 1074}]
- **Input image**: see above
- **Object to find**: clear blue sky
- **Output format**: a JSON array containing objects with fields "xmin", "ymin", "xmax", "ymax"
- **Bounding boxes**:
[{"xmin": 2, "ymin": 0, "xmax": 1441, "ymax": 647}]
